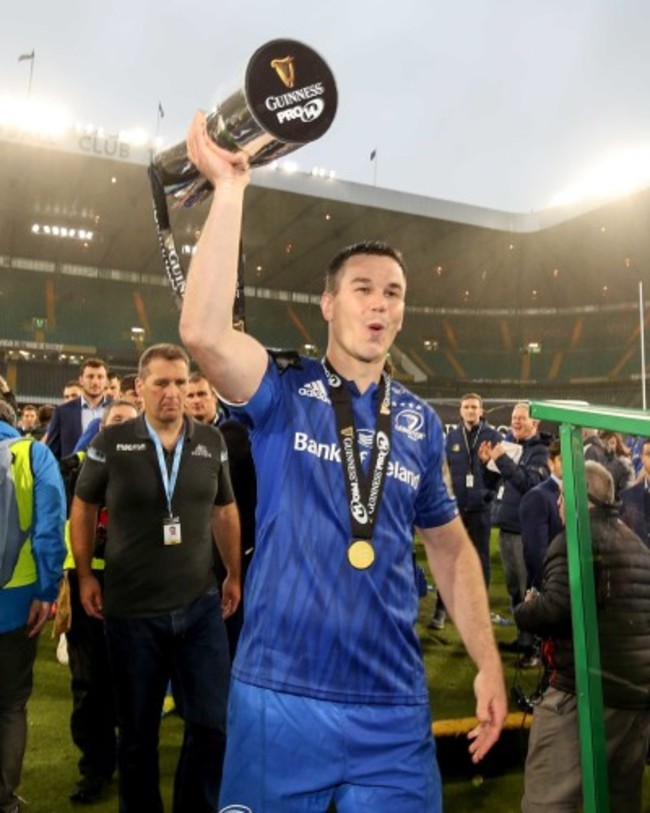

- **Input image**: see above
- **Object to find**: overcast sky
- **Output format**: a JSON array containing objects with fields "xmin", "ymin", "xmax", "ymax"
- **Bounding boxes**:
[{"xmin": 4, "ymin": 0, "xmax": 650, "ymax": 212}]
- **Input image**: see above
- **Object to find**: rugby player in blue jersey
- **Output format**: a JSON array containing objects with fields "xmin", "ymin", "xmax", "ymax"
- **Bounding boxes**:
[{"xmin": 180, "ymin": 111, "xmax": 507, "ymax": 813}]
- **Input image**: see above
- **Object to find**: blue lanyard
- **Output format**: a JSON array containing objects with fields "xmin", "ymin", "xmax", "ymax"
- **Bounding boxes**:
[{"xmin": 145, "ymin": 418, "xmax": 185, "ymax": 517}]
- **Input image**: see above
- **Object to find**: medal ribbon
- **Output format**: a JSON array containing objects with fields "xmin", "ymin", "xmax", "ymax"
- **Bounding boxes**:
[
  {"xmin": 145, "ymin": 418, "xmax": 185, "ymax": 518},
  {"xmin": 323, "ymin": 359, "xmax": 392, "ymax": 541}
]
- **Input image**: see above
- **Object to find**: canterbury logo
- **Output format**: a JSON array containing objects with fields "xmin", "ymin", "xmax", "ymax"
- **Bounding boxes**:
[{"xmin": 270, "ymin": 55, "xmax": 295, "ymax": 88}]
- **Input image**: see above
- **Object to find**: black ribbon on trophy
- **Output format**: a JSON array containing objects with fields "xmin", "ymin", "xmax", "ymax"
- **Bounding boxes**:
[{"xmin": 148, "ymin": 38, "xmax": 338, "ymax": 326}]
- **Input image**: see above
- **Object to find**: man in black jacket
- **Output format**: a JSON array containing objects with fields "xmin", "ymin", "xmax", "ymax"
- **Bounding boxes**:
[{"xmin": 515, "ymin": 461, "xmax": 650, "ymax": 813}]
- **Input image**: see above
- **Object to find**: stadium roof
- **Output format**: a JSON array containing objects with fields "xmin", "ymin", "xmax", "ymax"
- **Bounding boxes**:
[{"xmin": 1, "ymin": 125, "xmax": 648, "ymax": 314}]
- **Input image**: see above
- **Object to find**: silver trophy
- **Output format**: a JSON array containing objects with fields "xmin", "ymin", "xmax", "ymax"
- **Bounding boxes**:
[
  {"xmin": 149, "ymin": 38, "xmax": 338, "ymax": 309},
  {"xmin": 152, "ymin": 38, "xmax": 337, "ymax": 208}
]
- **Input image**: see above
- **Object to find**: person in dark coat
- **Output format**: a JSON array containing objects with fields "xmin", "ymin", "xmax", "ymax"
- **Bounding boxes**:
[{"xmin": 515, "ymin": 461, "xmax": 650, "ymax": 813}]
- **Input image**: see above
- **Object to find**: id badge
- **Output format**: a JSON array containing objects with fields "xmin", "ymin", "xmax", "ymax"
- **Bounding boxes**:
[
  {"xmin": 466, "ymin": 474, "xmax": 474, "ymax": 488},
  {"xmin": 497, "ymin": 485, "xmax": 505, "ymax": 500},
  {"xmin": 163, "ymin": 516, "xmax": 182, "ymax": 545}
]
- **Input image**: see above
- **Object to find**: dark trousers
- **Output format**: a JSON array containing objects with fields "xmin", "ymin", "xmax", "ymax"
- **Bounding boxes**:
[
  {"xmin": 0, "ymin": 627, "xmax": 38, "ymax": 813},
  {"xmin": 104, "ymin": 589, "xmax": 230, "ymax": 813},
  {"xmin": 66, "ymin": 570, "xmax": 117, "ymax": 782},
  {"xmin": 461, "ymin": 509, "xmax": 492, "ymax": 587},
  {"xmin": 436, "ymin": 510, "xmax": 491, "ymax": 616}
]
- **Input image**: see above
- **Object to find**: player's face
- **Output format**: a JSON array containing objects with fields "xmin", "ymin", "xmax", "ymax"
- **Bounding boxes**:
[
  {"xmin": 460, "ymin": 398, "xmax": 482, "ymax": 428},
  {"xmin": 138, "ymin": 358, "xmax": 188, "ymax": 426},
  {"xmin": 321, "ymin": 254, "xmax": 405, "ymax": 368},
  {"xmin": 185, "ymin": 380, "xmax": 217, "ymax": 423},
  {"xmin": 79, "ymin": 366, "xmax": 107, "ymax": 399}
]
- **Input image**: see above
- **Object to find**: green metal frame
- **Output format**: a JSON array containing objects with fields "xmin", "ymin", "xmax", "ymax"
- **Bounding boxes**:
[{"xmin": 530, "ymin": 402, "xmax": 650, "ymax": 813}]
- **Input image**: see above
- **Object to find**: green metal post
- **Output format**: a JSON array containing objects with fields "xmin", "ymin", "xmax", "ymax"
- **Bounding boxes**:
[{"xmin": 529, "ymin": 401, "xmax": 650, "ymax": 813}]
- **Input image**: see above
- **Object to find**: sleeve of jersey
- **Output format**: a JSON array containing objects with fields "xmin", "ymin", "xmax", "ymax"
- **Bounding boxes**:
[
  {"xmin": 30, "ymin": 442, "xmax": 67, "ymax": 602},
  {"xmin": 223, "ymin": 355, "xmax": 281, "ymax": 431},
  {"xmin": 74, "ymin": 430, "xmax": 109, "ymax": 505},
  {"xmin": 413, "ymin": 411, "xmax": 459, "ymax": 530}
]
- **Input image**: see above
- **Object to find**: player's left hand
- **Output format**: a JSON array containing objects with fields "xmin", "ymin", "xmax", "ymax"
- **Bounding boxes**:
[{"xmin": 467, "ymin": 665, "xmax": 508, "ymax": 763}]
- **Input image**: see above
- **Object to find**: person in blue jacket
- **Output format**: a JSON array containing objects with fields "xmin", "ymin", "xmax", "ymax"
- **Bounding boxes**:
[{"xmin": 0, "ymin": 399, "xmax": 66, "ymax": 813}]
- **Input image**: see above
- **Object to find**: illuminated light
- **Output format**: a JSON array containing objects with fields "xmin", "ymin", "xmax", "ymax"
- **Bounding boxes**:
[
  {"xmin": 481, "ymin": 269, "xmax": 487, "ymax": 280},
  {"xmin": 508, "ymin": 243, "xmax": 515, "ymax": 250},
  {"xmin": 0, "ymin": 94, "xmax": 72, "ymax": 137},
  {"xmin": 43, "ymin": 225, "xmax": 51, "ymax": 234},
  {"xmin": 423, "ymin": 339, "xmax": 439, "ymax": 351},
  {"xmin": 118, "ymin": 127, "xmax": 149, "ymax": 147},
  {"xmin": 553, "ymin": 268, "xmax": 559, "ymax": 278},
  {"xmin": 602, "ymin": 285, "xmax": 608, "ymax": 293},
  {"xmin": 328, "ymin": 170, "xmax": 336, "ymax": 179},
  {"xmin": 111, "ymin": 177, "xmax": 117, "ymax": 184},
  {"xmin": 325, "ymin": 213, "xmax": 331, "ymax": 221},
  {"xmin": 285, "ymin": 243, "xmax": 293, "ymax": 254},
  {"xmin": 625, "ymin": 257, "xmax": 632, "ymax": 268},
  {"xmin": 525, "ymin": 342, "xmax": 542, "ymax": 354},
  {"xmin": 31, "ymin": 224, "xmax": 40, "ymax": 234},
  {"xmin": 532, "ymin": 289, "xmax": 538, "ymax": 297},
  {"xmin": 282, "ymin": 161, "xmax": 299, "ymax": 174},
  {"xmin": 600, "ymin": 226, "xmax": 606, "ymax": 233},
  {"xmin": 549, "ymin": 144, "xmax": 650, "ymax": 207},
  {"xmin": 256, "ymin": 265, "xmax": 263, "ymax": 272}
]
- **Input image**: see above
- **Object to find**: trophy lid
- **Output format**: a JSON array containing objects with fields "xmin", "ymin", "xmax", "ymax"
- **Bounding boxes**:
[{"xmin": 244, "ymin": 39, "xmax": 338, "ymax": 145}]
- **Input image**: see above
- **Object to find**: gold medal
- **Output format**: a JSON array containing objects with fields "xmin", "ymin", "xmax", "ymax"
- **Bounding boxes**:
[{"xmin": 347, "ymin": 539, "xmax": 375, "ymax": 570}]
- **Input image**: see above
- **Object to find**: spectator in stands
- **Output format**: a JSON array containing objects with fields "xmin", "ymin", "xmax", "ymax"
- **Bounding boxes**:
[
  {"xmin": 70, "ymin": 343, "xmax": 241, "ymax": 813},
  {"xmin": 63, "ymin": 400, "xmax": 138, "ymax": 804},
  {"xmin": 621, "ymin": 437, "xmax": 650, "ymax": 548},
  {"xmin": 515, "ymin": 461, "xmax": 650, "ymax": 813},
  {"xmin": 479, "ymin": 402, "xmax": 549, "ymax": 659},
  {"xmin": 63, "ymin": 381, "xmax": 83, "ymax": 402},
  {"xmin": 106, "ymin": 373, "xmax": 121, "ymax": 400},
  {"xmin": 429, "ymin": 393, "xmax": 500, "ymax": 630},
  {"xmin": 47, "ymin": 359, "xmax": 110, "ymax": 459},
  {"xmin": 0, "ymin": 399, "xmax": 66, "ymax": 813},
  {"xmin": 19, "ymin": 404, "xmax": 44, "ymax": 440}
]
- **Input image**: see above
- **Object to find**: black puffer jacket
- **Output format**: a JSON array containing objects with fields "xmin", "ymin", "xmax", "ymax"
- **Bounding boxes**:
[{"xmin": 515, "ymin": 507, "xmax": 650, "ymax": 710}]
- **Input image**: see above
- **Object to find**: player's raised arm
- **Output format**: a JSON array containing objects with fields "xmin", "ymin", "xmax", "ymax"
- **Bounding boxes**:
[{"xmin": 179, "ymin": 111, "xmax": 268, "ymax": 404}]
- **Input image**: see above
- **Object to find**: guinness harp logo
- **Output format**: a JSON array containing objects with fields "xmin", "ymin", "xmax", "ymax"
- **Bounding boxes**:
[{"xmin": 270, "ymin": 55, "xmax": 296, "ymax": 88}]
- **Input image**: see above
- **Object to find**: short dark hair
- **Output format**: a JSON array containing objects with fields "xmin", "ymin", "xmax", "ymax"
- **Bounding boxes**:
[
  {"xmin": 64, "ymin": 379, "xmax": 81, "ymax": 389},
  {"xmin": 548, "ymin": 439, "xmax": 561, "ymax": 459},
  {"xmin": 80, "ymin": 358, "xmax": 108, "ymax": 375},
  {"xmin": 138, "ymin": 344, "xmax": 189, "ymax": 379},
  {"xmin": 120, "ymin": 373, "xmax": 138, "ymax": 393},
  {"xmin": 189, "ymin": 371, "xmax": 210, "ymax": 385},
  {"xmin": 21, "ymin": 404, "xmax": 37, "ymax": 414},
  {"xmin": 107, "ymin": 371, "xmax": 121, "ymax": 382},
  {"xmin": 38, "ymin": 404, "xmax": 55, "ymax": 423},
  {"xmin": 325, "ymin": 241, "xmax": 406, "ymax": 293}
]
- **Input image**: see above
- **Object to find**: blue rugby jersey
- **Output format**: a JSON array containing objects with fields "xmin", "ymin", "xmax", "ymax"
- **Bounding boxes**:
[{"xmin": 229, "ymin": 356, "xmax": 458, "ymax": 705}]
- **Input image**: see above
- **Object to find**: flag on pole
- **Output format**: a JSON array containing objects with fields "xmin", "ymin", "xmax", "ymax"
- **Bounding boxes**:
[
  {"xmin": 370, "ymin": 148, "xmax": 377, "ymax": 162},
  {"xmin": 18, "ymin": 50, "xmax": 35, "ymax": 62},
  {"xmin": 158, "ymin": 101, "xmax": 165, "ymax": 119}
]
